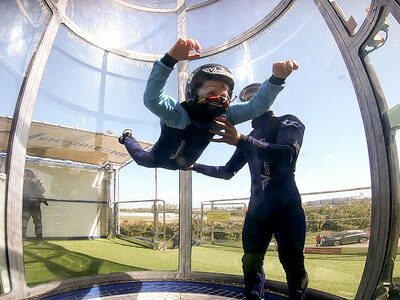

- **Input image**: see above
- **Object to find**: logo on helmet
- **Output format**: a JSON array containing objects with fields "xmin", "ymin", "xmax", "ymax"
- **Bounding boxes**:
[{"xmin": 202, "ymin": 67, "xmax": 234, "ymax": 79}]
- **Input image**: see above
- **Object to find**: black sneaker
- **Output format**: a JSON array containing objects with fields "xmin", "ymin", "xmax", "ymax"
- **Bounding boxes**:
[{"xmin": 118, "ymin": 129, "xmax": 133, "ymax": 144}]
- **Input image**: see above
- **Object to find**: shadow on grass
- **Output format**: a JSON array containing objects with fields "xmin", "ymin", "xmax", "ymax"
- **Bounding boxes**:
[{"xmin": 24, "ymin": 240, "xmax": 148, "ymax": 286}]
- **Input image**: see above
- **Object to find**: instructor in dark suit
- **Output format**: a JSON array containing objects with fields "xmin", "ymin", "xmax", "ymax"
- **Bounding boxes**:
[{"xmin": 22, "ymin": 169, "xmax": 48, "ymax": 243}]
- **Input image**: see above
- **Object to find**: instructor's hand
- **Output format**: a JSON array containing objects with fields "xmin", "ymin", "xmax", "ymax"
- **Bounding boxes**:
[{"xmin": 210, "ymin": 117, "xmax": 241, "ymax": 146}]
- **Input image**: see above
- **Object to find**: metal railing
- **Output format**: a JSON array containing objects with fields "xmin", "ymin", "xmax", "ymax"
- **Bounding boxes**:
[
  {"xmin": 114, "ymin": 199, "xmax": 166, "ymax": 250},
  {"xmin": 200, "ymin": 198, "xmax": 248, "ymax": 244}
]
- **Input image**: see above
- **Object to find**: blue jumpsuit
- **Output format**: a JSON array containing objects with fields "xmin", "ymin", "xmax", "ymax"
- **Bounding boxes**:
[
  {"xmin": 193, "ymin": 111, "xmax": 308, "ymax": 300},
  {"xmin": 123, "ymin": 55, "xmax": 285, "ymax": 170}
]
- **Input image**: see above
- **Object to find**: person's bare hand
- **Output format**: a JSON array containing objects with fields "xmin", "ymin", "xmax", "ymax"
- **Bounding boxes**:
[
  {"xmin": 272, "ymin": 59, "xmax": 299, "ymax": 79},
  {"xmin": 210, "ymin": 117, "xmax": 241, "ymax": 145},
  {"xmin": 168, "ymin": 38, "xmax": 202, "ymax": 61}
]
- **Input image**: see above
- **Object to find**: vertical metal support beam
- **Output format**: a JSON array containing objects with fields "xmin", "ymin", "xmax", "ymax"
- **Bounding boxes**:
[
  {"xmin": 155, "ymin": 168, "xmax": 158, "ymax": 200},
  {"xmin": 211, "ymin": 202, "xmax": 215, "ymax": 243},
  {"xmin": 175, "ymin": 0, "xmax": 192, "ymax": 278},
  {"xmin": 105, "ymin": 167, "xmax": 114, "ymax": 238},
  {"xmin": 153, "ymin": 200, "xmax": 159, "ymax": 249},
  {"xmin": 5, "ymin": 14, "xmax": 60, "ymax": 300},
  {"xmin": 163, "ymin": 200, "xmax": 166, "ymax": 250},
  {"xmin": 110, "ymin": 168, "xmax": 116, "ymax": 237},
  {"xmin": 313, "ymin": 1, "xmax": 399, "ymax": 299},
  {"xmin": 178, "ymin": 170, "xmax": 192, "ymax": 277},
  {"xmin": 115, "ymin": 169, "xmax": 120, "ymax": 235},
  {"xmin": 200, "ymin": 203, "xmax": 204, "ymax": 243}
]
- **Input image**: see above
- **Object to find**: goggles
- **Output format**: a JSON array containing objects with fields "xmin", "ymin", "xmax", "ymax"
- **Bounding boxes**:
[{"xmin": 198, "ymin": 95, "xmax": 230, "ymax": 109}]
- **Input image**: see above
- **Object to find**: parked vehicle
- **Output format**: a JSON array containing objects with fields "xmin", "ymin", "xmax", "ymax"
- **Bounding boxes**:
[{"xmin": 321, "ymin": 230, "xmax": 369, "ymax": 246}]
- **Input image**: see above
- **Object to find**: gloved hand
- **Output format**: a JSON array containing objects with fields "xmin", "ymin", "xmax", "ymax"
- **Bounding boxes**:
[{"xmin": 42, "ymin": 200, "xmax": 49, "ymax": 206}]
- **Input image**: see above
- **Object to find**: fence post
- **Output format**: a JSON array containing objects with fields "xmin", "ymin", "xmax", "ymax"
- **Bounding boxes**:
[{"xmin": 153, "ymin": 200, "xmax": 158, "ymax": 250}]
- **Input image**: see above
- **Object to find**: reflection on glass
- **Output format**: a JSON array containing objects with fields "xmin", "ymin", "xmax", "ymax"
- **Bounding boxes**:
[
  {"xmin": 66, "ymin": 0, "xmax": 177, "ymax": 53},
  {"xmin": 0, "ymin": 156, "xmax": 8, "ymax": 294},
  {"xmin": 330, "ymin": 0, "xmax": 371, "ymax": 34},
  {"xmin": 25, "ymin": 23, "xmax": 180, "ymax": 284},
  {"xmin": 362, "ymin": 12, "xmax": 400, "ymax": 296},
  {"xmin": 191, "ymin": 0, "xmax": 371, "ymax": 298},
  {"xmin": 23, "ymin": 162, "xmax": 111, "ymax": 286},
  {"xmin": 0, "ymin": 0, "xmax": 51, "ymax": 115},
  {"xmin": 0, "ymin": 0, "xmax": 51, "ymax": 295},
  {"xmin": 22, "ymin": 168, "xmax": 47, "ymax": 244},
  {"xmin": 187, "ymin": 0, "xmax": 281, "ymax": 49}
]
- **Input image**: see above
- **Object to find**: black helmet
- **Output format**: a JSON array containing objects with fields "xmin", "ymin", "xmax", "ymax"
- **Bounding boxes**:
[
  {"xmin": 185, "ymin": 63, "xmax": 235, "ymax": 103},
  {"xmin": 239, "ymin": 83, "xmax": 262, "ymax": 102},
  {"xmin": 24, "ymin": 169, "xmax": 35, "ymax": 177}
]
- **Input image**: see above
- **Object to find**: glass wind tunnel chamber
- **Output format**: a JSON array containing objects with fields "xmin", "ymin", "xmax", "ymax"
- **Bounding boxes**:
[{"xmin": 1, "ymin": 0, "xmax": 400, "ymax": 299}]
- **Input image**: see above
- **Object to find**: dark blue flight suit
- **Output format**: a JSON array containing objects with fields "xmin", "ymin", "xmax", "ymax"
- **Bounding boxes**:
[
  {"xmin": 193, "ymin": 111, "xmax": 308, "ymax": 300},
  {"xmin": 121, "ymin": 53, "xmax": 285, "ymax": 170},
  {"xmin": 124, "ymin": 121, "xmax": 214, "ymax": 170}
]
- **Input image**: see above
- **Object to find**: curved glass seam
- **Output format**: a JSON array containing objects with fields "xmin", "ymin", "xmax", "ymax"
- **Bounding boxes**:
[
  {"xmin": 106, "ymin": 0, "xmax": 224, "ymax": 13},
  {"xmin": 321, "ymin": 3, "xmax": 394, "ymax": 300},
  {"xmin": 109, "ymin": 0, "xmax": 178, "ymax": 13},
  {"xmin": 200, "ymin": 0, "xmax": 294, "ymax": 58},
  {"xmin": 44, "ymin": 0, "xmax": 293, "ymax": 62},
  {"xmin": 358, "ymin": 7, "xmax": 400, "ymax": 298},
  {"xmin": 328, "ymin": 0, "xmax": 372, "ymax": 36},
  {"xmin": 109, "ymin": 0, "xmax": 223, "ymax": 13}
]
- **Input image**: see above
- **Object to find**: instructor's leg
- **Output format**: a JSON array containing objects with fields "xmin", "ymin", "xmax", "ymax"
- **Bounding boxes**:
[
  {"xmin": 31, "ymin": 206, "xmax": 43, "ymax": 240},
  {"xmin": 242, "ymin": 215, "xmax": 272, "ymax": 300},
  {"xmin": 22, "ymin": 208, "xmax": 30, "ymax": 240},
  {"xmin": 274, "ymin": 205, "xmax": 308, "ymax": 300}
]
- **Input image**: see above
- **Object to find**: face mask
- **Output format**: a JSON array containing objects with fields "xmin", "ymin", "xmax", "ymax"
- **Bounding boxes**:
[{"xmin": 197, "ymin": 95, "xmax": 230, "ymax": 110}]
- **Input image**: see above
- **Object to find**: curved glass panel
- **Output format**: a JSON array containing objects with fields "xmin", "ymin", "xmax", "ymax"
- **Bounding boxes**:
[
  {"xmin": 0, "ymin": 0, "xmax": 51, "ymax": 294},
  {"xmin": 65, "ymin": 0, "xmax": 177, "ymax": 53},
  {"xmin": 0, "ymin": 155, "xmax": 6, "ymax": 295},
  {"xmin": 330, "ymin": 0, "xmax": 371, "ymax": 34},
  {"xmin": 187, "ymin": 0, "xmax": 281, "ymax": 49},
  {"xmin": 121, "ymin": 0, "xmax": 176, "ymax": 9},
  {"xmin": 191, "ymin": 0, "xmax": 371, "ymax": 298},
  {"xmin": 362, "ymin": 12, "xmax": 400, "ymax": 292},
  {"xmin": 24, "ymin": 25, "xmax": 179, "ymax": 286},
  {"xmin": 0, "ymin": 0, "xmax": 51, "ymax": 115},
  {"xmin": 186, "ymin": 0, "xmax": 214, "ymax": 7}
]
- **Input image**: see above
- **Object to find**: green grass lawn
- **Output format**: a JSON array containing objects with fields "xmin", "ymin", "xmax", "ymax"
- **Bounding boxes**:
[{"xmin": 24, "ymin": 238, "xmax": 400, "ymax": 299}]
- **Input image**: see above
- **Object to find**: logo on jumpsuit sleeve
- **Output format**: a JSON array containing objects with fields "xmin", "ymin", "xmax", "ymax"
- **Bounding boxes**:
[{"xmin": 282, "ymin": 119, "xmax": 301, "ymax": 127}]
